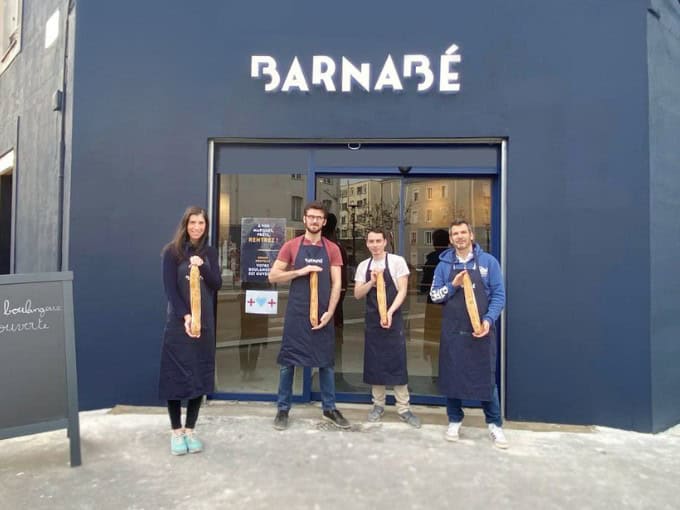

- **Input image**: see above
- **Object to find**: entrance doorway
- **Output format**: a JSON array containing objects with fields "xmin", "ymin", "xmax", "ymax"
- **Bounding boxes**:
[
  {"xmin": 210, "ymin": 141, "xmax": 502, "ymax": 408},
  {"xmin": 0, "ymin": 151, "xmax": 14, "ymax": 274}
]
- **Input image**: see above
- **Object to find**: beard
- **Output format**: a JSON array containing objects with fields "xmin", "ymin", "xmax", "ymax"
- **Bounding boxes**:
[{"xmin": 305, "ymin": 224, "xmax": 322, "ymax": 234}]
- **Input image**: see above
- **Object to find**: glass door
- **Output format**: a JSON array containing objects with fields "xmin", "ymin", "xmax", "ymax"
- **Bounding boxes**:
[{"xmin": 313, "ymin": 175, "xmax": 494, "ymax": 404}]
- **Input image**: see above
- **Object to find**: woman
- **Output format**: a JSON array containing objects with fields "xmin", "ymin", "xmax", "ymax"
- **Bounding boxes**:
[{"xmin": 159, "ymin": 206, "xmax": 222, "ymax": 455}]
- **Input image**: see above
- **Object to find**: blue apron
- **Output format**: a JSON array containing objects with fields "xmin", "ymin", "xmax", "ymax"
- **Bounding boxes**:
[
  {"xmin": 363, "ymin": 255, "xmax": 408, "ymax": 385},
  {"xmin": 159, "ymin": 246, "xmax": 216, "ymax": 400},
  {"xmin": 277, "ymin": 237, "xmax": 335, "ymax": 367},
  {"xmin": 438, "ymin": 254, "xmax": 496, "ymax": 400}
]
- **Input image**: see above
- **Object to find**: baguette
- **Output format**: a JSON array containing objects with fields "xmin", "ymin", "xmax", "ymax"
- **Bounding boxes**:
[
  {"xmin": 309, "ymin": 271, "xmax": 319, "ymax": 327},
  {"xmin": 376, "ymin": 272, "xmax": 388, "ymax": 326},
  {"xmin": 462, "ymin": 271, "xmax": 483, "ymax": 335},
  {"xmin": 189, "ymin": 264, "xmax": 201, "ymax": 336}
]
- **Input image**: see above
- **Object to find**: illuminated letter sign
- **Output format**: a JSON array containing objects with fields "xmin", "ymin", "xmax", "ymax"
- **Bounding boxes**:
[{"xmin": 250, "ymin": 43, "xmax": 462, "ymax": 94}]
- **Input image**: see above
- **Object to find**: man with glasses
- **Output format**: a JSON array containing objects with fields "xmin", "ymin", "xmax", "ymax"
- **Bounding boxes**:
[{"xmin": 269, "ymin": 201, "xmax": 350, "ymax": 430}]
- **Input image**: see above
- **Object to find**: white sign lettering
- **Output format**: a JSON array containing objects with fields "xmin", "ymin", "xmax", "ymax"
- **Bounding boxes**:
[
  {"xmin": 1, "ymin": 299, "xmax": 63, "ymax": 335},
  {"xmin": 251, "ymin": 43, "xmax": 462, "ymax": 94}
]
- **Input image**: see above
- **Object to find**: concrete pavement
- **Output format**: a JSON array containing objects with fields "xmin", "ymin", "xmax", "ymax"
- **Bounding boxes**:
[{"xmin": 2, "ymin": 401, "xmax": 679, "ymax": 510}]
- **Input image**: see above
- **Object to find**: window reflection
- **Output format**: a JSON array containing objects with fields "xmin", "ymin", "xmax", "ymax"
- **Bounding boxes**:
[{"xmin": 214, "ymin": 173, "xmax": 493, "ymax": 400}]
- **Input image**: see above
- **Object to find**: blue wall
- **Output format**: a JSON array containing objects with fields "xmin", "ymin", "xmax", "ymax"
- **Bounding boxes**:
[
  {"xmin": 648, "ymin": 0, "xmax": 680, "ymax": 431},
  {"xmin": 66, "ymin": 0, "xmax": 675, "ymax": 431}
]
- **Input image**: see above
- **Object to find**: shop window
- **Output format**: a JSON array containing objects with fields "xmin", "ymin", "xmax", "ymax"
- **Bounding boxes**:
[
  {"xmin": 291, "ymin": 196, "xmax": 303, "ymax": 221},
  {"xmin": 0, "ymin": 0, "xmax": 22, "ymax": 75},
  {"xmin": 0, "ymin": 149, "xmax": 14, "ymax": 274},
  {"xmin": 214, "ymin": 173, "xmax": 308, "ymax": 396}
]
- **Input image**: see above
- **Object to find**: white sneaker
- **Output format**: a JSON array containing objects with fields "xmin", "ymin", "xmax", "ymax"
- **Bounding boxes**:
[
  {"xmin": 445, "ymin": 421, "xmax": 462, "ymax": 442},
  {"xmin": 488, "ymin": 424, "xmax": 509, "ymax": 449}
]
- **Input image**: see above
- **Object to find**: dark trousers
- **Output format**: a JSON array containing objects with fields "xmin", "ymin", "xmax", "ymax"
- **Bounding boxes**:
[{"xmin": 167, "ymin": 396, "xmax": 203, "ymax": 430}]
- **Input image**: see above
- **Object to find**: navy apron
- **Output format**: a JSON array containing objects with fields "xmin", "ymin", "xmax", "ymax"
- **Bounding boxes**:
[
  {"xmin": 363, "ymin": 255, "xmax": 408, "ymax": 385},
  {"xmin": 277, "ymin": 237, "xmax": 334, "ymax": 367},
  {"xmin": 159, "ymin": 246, "xmax": 216, "ymax": 400},
  {"xmin": 438, "ymin": 254, "xmax": 496, "ymax": 401}
]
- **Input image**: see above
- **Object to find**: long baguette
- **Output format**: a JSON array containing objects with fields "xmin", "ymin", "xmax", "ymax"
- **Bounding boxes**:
[
  {"xmin": 189, "ymin": 264, "xmax": 201, "ymax": 336},
  {"xmin": 462, "ymin": 271, "xmax": 483, "ymax": 335},
  {"xmin": 309, "ymin": 271, "xmax": 319, "ymax": 327},
  {"xmin": 376, "ymin": 272, "xmax": 388, "ymax": 326}
]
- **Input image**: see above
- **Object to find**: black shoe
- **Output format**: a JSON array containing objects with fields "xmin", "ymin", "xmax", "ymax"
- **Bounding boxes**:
[
  {"xmin": 322, "ymin": 409, "xmax": 351, "ymax": 429},
  {"xmin": 273, "ymin": 410, "xmax": 289, "ymax": 431}
]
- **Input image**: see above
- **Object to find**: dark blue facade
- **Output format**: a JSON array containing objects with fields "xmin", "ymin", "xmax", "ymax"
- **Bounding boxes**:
[
  {"xmin": 648, "ymin": 0, "xmax": 680, "ymax": 432},
  {"xmin": 3, "ymin": 0, "xmax": 674, "ymax": 431}
]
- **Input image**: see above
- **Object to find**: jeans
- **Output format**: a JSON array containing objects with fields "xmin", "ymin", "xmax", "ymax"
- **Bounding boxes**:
[
  {"xmin": 277, "ymin": 365, "xmax": 336, "ymax": 412},
  {"xmin": 446, "ymin": 385, "xmax": 502, "ymax": 426}
]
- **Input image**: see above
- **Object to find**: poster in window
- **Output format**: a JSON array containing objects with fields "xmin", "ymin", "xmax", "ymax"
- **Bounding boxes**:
[{"xmin": 240, "ymin": 218, "xmax": 286, "ymax": 283}]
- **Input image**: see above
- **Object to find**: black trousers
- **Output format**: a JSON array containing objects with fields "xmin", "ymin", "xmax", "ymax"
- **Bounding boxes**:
[{"xmin": 167, "ymin": 396, "xmax": 203, "ymax": 430}]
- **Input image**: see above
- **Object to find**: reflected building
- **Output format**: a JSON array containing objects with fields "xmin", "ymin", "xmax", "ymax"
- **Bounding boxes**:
[{"xmin": 218, "ymin": 173, "xmax": 340, "ymax": 288}]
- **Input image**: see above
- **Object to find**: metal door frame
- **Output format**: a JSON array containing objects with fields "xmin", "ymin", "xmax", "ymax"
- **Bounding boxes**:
[{"xmin": 207, "ymin": 139, "xmax": 508, "ymax": 416}]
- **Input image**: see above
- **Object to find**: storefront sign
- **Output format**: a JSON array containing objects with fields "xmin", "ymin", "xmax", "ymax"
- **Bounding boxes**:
[
  {"xmin": 0, "ymin": 272, "xmax": 81, "ymax": 467},
  {"xmin": 240, "ymin": 218, "xmax": 286, "ymax": 282},
  {"xmin": 251, "ymin": 44, "xmax": 461, "ymax": 93}
]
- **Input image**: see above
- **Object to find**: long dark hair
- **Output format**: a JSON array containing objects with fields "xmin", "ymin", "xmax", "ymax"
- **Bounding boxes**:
[{"xmin": 164, "ymin": 206, "xmax": 209, "ymax": 260}]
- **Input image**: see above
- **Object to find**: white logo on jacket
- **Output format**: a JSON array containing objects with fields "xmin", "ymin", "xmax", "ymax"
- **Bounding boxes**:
[{"xmin": 479, "ymin": 266, "xmax": 489, "ymax": 278}]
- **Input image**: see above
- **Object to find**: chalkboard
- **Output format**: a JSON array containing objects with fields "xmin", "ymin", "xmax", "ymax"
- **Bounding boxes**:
[{"xmin": 0, "ymin": 272, "xmax": 81, "ymax": 467}]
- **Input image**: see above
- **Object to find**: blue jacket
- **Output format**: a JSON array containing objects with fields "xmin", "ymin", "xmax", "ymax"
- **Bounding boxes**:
[{"xmin": 429, "ymin": 244, "xmax": 505, "ymax": 324}]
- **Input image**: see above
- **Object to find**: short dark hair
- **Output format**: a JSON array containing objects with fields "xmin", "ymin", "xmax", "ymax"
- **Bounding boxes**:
[
  {"xmin": 304, "ymin": 201, "xmax": 328, "ymax": 218},
  {"xmin": 366, "ymin": 227, "xmax": 387, "ymax": 239},
  {"xmin": 449, "ymin": 219, "xmax": 472, "ymax": 234}
]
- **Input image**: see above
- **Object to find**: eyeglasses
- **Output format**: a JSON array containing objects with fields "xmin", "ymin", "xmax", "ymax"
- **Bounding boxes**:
[{"xmin": 305, "ymin": 215, "xmax": 325, "ymax": 222}]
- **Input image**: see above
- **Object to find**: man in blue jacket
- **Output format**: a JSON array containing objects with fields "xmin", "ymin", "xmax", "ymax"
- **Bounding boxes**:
[{"xmin": 430, "ymin": 220, "xmax": 508, "ymax": 448}]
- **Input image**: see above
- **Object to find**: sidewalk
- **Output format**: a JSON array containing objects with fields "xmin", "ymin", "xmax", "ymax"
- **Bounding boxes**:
[{"xmin": 2, "ymin": 401, "xmax": 679, "ymax": 510}]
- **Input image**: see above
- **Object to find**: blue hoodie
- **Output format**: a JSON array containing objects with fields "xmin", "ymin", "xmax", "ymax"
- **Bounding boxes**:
[{"xmin": 429, "ymin": 243, "xmax": 505, "ymax": 325}]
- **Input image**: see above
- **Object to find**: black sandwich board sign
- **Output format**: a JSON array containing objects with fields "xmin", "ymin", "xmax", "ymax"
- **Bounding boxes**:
[{"xmin": 0, "ymin": 272, "xmax": 81, "ymax": 467}]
